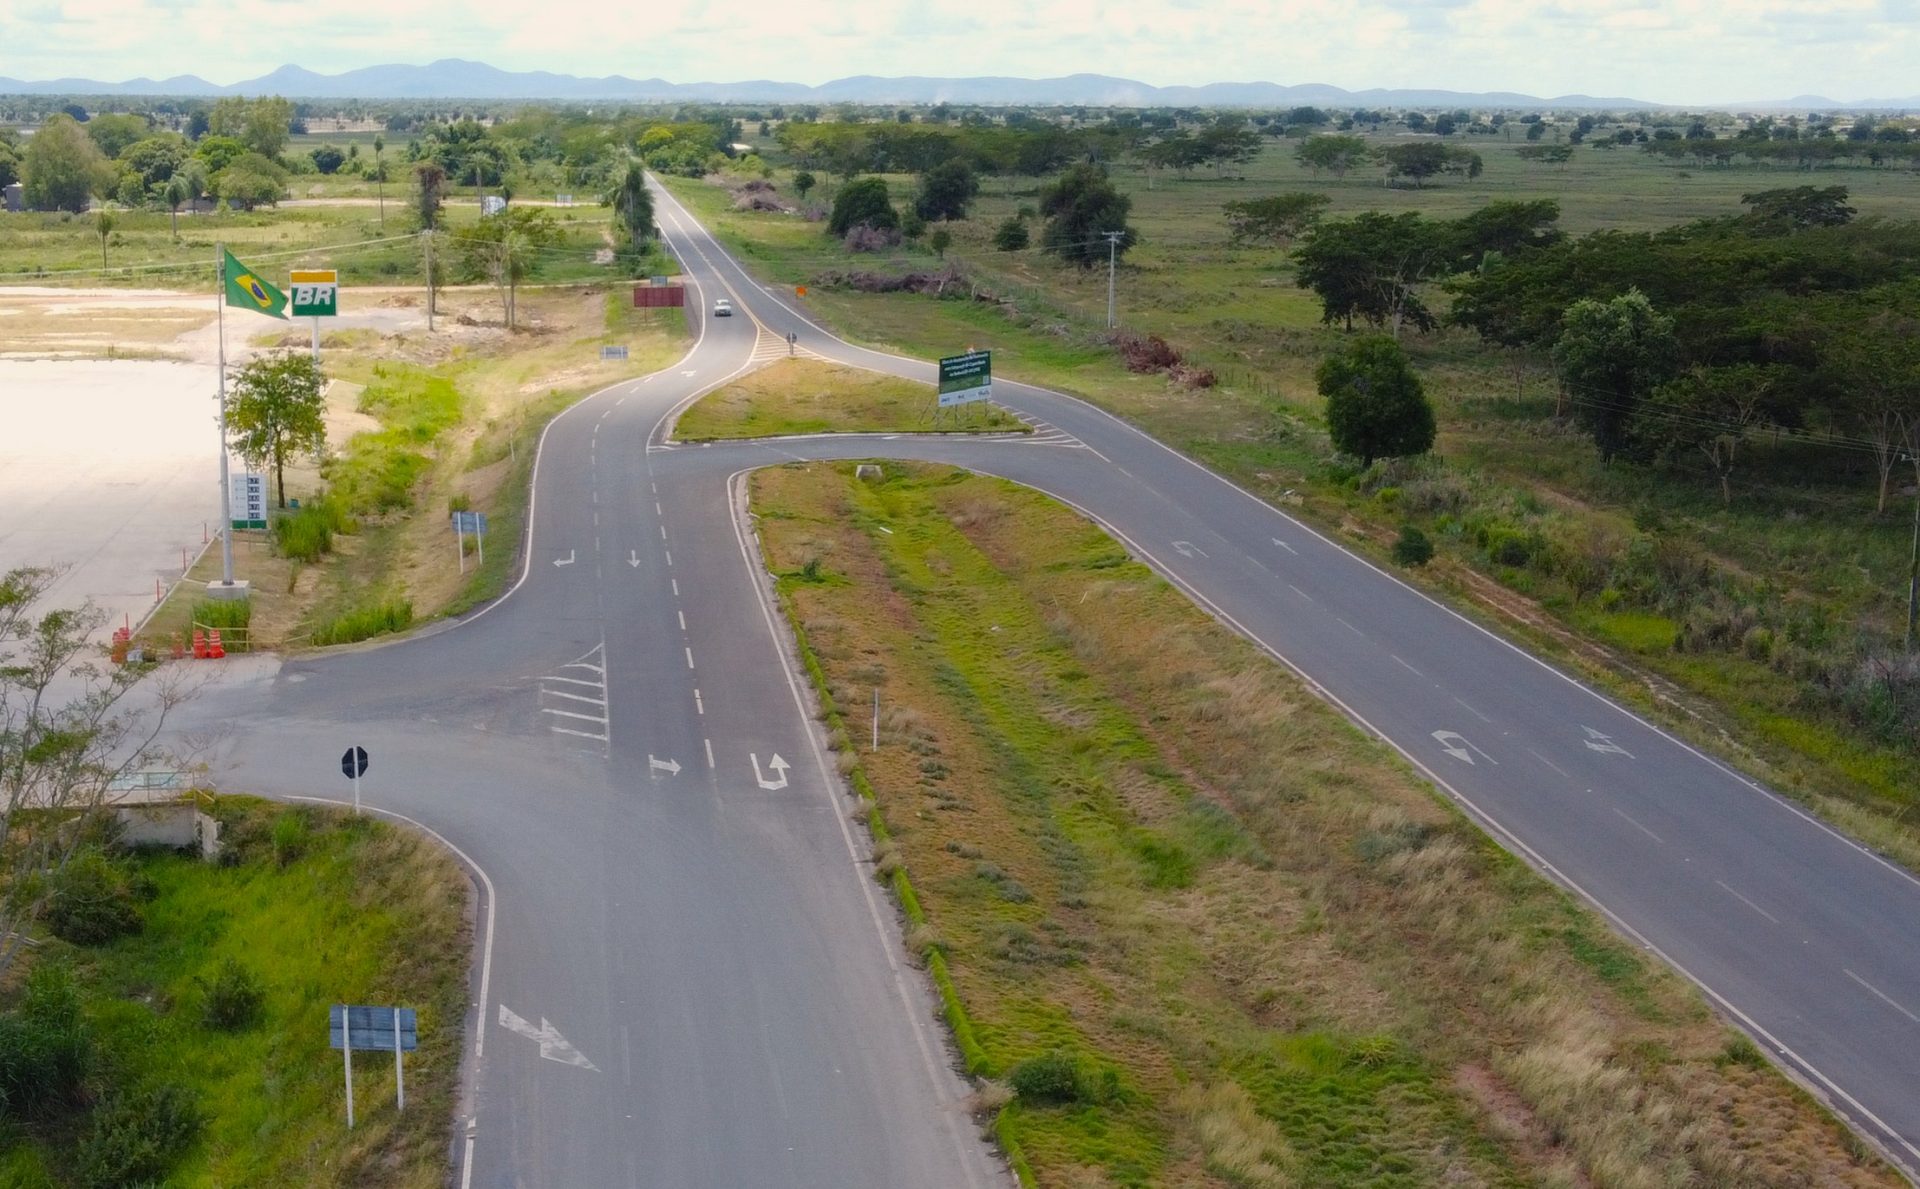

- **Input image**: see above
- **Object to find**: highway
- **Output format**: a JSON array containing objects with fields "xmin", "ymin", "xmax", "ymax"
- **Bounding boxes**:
[{"xmin": 181, "ymin": 179, "xmax": 1920, "ymax": 1183}]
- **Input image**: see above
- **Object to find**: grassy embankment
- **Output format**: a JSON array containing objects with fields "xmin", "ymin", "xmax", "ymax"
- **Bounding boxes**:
[
  {"xmin": 673, "ymin": 357, "xmax": 1024, "ymax": 440},
  {"xmin": 660, "ymin": 142, "xmax": 1920, "ymax": 870},
  {"xmin": 0, "ymin": 798, "xmax": 469, "ymax": 1187},
  {"xmin": 140, "ymin": 285, "xmax": 688, "ymax": 650},
  {"xmin": 753, "ymin": 459, "xmax": 1896, "ymax": 1188}
]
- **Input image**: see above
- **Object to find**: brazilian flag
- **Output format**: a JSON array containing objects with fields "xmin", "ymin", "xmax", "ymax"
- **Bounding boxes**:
[{"xmin": 223, "ymin": 249, "xmax": 288, "ymax": 318}]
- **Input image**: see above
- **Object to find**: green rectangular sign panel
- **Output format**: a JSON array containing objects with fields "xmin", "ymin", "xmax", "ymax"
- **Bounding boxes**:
[
  {"xmin": 290, "ymin": 270, "xmax": 339, "ymax": 318},
  {"xmin": 937, "ymin": 350, "xmax": 991, "ymax": 407}
]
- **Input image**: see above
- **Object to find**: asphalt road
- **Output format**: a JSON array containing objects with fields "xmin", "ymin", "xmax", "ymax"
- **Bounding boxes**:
[{"xmin": 178, "ymin": 178, "xmax": 1920, "ymax": 1184}]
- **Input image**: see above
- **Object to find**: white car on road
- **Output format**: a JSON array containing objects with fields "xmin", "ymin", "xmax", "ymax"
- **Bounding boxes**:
[{"xmin": 712, "ymin": 298, "xmax": 732, "ymax": 317}]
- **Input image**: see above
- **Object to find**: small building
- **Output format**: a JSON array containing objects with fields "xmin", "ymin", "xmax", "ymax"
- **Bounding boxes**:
[{"xmin": 2, "ymin": 182, "xmax": 21, "ymax": 213}]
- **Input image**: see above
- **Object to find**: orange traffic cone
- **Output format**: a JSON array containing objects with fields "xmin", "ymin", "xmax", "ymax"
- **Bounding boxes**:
[
  {"xmin": 208, "ymin": 629, "xmax": 226, "ymax": 660},
  {"xmin": 192, "ymin": 629, "xmax": 208, "ymax": 658}
]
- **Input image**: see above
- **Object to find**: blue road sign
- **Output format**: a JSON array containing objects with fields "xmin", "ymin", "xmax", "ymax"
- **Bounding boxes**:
[
  {"xmin": 450, "ymin": 511, "xmax": 487, "ymax": 534},
  {"xmin": 340, "ymin": 746, "xmax": 368, "ymax": 779},
  {"xmin": 330, "ymin": 1004, "xmax": 418, "ymax": 1052}
]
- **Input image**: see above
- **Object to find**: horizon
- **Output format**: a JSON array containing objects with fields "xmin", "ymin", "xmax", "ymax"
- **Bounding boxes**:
[{"xmin": 2, "ymin": 0, "xmax": 1918, "ymax": 107}]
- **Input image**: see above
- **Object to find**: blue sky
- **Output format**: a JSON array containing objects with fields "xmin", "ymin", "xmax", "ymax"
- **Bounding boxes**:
[{"xmin": 2, "ymin": 0, "xmax": 1916, "ymax": 103}]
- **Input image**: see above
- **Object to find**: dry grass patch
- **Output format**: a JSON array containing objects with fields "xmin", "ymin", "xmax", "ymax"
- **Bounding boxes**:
[
  {"xmin": 674, "ymin": 357, "xmax": 1023, "ymax": 440},
  {"xmin": 751, "ymin": 460, "xmax": 1896, "ymax": 1189}
]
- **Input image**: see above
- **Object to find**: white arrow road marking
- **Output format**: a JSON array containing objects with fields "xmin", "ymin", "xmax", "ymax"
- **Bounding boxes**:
[
  {"xmin": 628, "ymin": 551, "xmax": 641, "ymax": 568},
  {"xmin": 680, "ymin": 369, "xmax": 697, "ymax": 377},
  {"xmin": 751, "ymin": 752, "xmax": 790, "ymax": 790},
  {"xmin": 648, "ymin": 755, "xmax": 681, "ymax": 777},
  {"xmin": 553, "ymin": 550, "xmax": 576, "ymax": 567},
  {"xmin": 1433, "ymin": 729, "xmax": 1505, "ymax": 767},
  {"xmin": 1272, "ymin": 538, "xmax": 1298, "ymax": 554},
  {"xmin": 1171, "ymin": 540, "xmax": 1207, "ymax": 558},
  {"xmin": 497, "ymin": 1005, "xmax": 599, "ymax": 1070},
  {"xmin": 1581, "ymin": 726, "xmax": 1635, "ymax": 758}
]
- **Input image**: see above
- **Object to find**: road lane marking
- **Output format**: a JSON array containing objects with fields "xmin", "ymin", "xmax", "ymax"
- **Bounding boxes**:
[
  {"xmin": 678, "ymin": 611, "xmax": 687, "ymax": 630},
  {"xmin": 553, "ymin": 550, "xmax": 576, "ymax": 567},
  {"xmin": 1272, "ymin": 538, "xmax": 1298, "ymax": 554},
  {"xmin": 1452, "ymin": 696, "xmax": 1494, "ymax": 724},
  {"xmin": 671, "ymin": 579, "xmax": 679, "ymax": 596},
  {"xmin": 542, "ymin": 689, "xmax": 605, "ymax": 705},
  {"xmin": 550, "ymin": 726, "xmax": 608, "ymax": 742},
  {"xmin": 656, "ymin": 502, "xmax": 663, "ymax": 515},
  {"xmin": 1716, "ymin": 880, "xmax": 1780, "ymax": 925},
  {"xmin": 1286, "ymin": 583, "xmax": 1312, "ymax": 601},
  {"xmin": 544, "ymin": 675, "xmax": 601, "ymax": 687},
  {"xmin": 1582, "ymin": 726, "xmax": 1635, "ymax": 758},
  {"xmin": 1525, "ymin": 747, "xmax": 1571, "ymax": 779},
  {"xmin": 1336, "ymin": 617, "xmax": 1364, "ymax": 637},
  {"xmin": 1612, "ymin": 808, "xmax": 1665, "ymax": 844},
  {"xmin": 1391, "ymin": 655, "xmax": 1423, "ymax": 678},
  {"xmin": 665, "ymin": 550, "xmax": 673, "ymax": 566},
  {"xmin": 694, "ymin": 688, "xmax": 704, "ymax": 714},
  {"xmin": 685, "ymin": 646, "xmax": 695, "ymax": 669},
  {"xmin": 660, "ymin": 524, "xmax": 668, "ymax": 540},
  {"xmin": 704, "ymin": 737, "xmax": 715, "ymax": 768},
  {"xmin": 542, "ymin": 707, "xmax": 608, "ymax": 724},
  {"xmin": 1845, "ymin": 969, "xmax": 1920, "ymax": 1024}
]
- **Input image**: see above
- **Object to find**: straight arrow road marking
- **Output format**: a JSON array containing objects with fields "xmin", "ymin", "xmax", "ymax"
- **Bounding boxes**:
[
  {"xmin": 497, "ymin": 1005, "xmax": 599, "ymax": 1070},
  {"xmin": 648, "ymin": 755, "xmax": 681, "ymax": 777},
  {"xmin": 750, "ymin": 752, "xmax": 790, "ymax": 790},
  {"xmin": 628, "ymin": 551, "xmax": 641, "ymax": 568}
]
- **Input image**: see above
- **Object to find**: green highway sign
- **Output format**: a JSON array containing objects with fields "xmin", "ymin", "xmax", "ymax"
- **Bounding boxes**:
[
  {"xmin": 290, "ymin": 269, "xmax": 339, "ymax": 318},
  {"xmin": 938, "ymin": 349, "xmax": 992, "ymax": 407}
]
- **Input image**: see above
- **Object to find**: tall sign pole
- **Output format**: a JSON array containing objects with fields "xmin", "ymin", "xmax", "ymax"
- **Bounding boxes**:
[{"xmin": 215, "ymin": 244, "xmax": 236, "ymax": 587}]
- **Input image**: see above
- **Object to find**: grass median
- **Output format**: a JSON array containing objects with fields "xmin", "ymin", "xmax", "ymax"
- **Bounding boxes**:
[
  {"xmin": 673, "ymin": 357, "xmax": 1024, "ymax": 440},
  {"xmin": 0, "ymin": 797, "xmax": 470, "ymax": 1188},
  {"xmin": 753, "ymin": 459, "xmax": 1895, "ymax": 1188}
]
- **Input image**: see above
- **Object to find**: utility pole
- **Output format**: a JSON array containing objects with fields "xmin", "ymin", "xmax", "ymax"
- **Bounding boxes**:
[
  {"xmin": 1102, "ymin": 231, "xmax": 1124, "ymax": 329},
  {"xmin": 422, "ymin": 230, "xmax": 435, "ymax": 332},
  {"xmin": 1907, "ymin": 455, "xmax": 1919, "ymax": 652}
]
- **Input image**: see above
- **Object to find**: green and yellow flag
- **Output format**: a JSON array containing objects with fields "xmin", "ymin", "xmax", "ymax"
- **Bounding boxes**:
[{"xmin": 222, "ymin": 249, "xmax": 287, "ymax": 318}]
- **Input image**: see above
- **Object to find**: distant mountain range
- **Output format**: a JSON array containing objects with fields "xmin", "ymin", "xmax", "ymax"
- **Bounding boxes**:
[{"xmin": 0, "ymin": 59, "xmax": 1914, "ymax": 110}]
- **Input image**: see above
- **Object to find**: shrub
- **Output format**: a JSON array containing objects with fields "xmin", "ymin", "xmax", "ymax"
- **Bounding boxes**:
[
  {"xmin": 1111, "ymin": 331, "xmax": 1180, "ymax": 373},
  {"xmin": 74, "ymin": 1083, "xmax": 201, "ymax": 1189},
  {"xmin": 41, "ymin": 849, "xmax": 143, "ymax": 946},
  {"xmin": 1009, "ymin": 1051, "xmax": 1084, "ymax": 1104},
  {"xmin": 992, "ymin": 217, "xmax": 1029, "ymax": 252},
  {"xmin": 271, "ymin": 811, "xmax": 309, "ymax": 866},
  {"xmin": 189, "ymin": 594, "xmax": 252, "ymax": 634},
  {"xmin": 309, "ymin": 599, "xmax": 413, "ymax": 646},
  {"xmin": 0, "ymin": 963, "xmax": 91, "ymax": 1117},
  {"xmin": 199, "ymin": 958, "xmax": 265, "ymax": 1030},
  {"xmin": 843, "ymin": 224, "xmax": 902, "ymax": 253},
  {"xmin": 272, "ymin": 498, "xmax": 350, "ymax": 562},
  {"xmin": 1392, "ymin": 526, "xmax": 1435, "ymax": 566}
]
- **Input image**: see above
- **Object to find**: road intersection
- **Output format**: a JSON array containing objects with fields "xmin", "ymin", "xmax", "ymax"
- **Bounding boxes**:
[{"xmin": 176, "ymin": 179, "xmax": 1920, "ymax": 1183}]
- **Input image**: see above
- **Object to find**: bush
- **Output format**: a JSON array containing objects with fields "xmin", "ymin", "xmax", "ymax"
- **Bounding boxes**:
[
  {"xmin": 0, "ymin": 963, "xmax": 90, "ymax": 1118},
  {"xmin": 41, "ymin": 849, "xmax": 143, "ymax": 946},
  {"xmin": 1110, "ymin": 331, "xmax": 1180, "ymax": 373},
  {"xmin": 992, "ymin": 217, "xmax": 1029, "ymax": 252},
  {"xmin": 1392, "ymin": 526, "xmax": 1435, "ymax": 566},
  {"xmin": 74, "ymin": 1083, "xmax": 202, "ymax": 1189},
  {"xmin": 1009, "ymin": 1051, "xmax": 1084, "ymax": 1105},
  {"xmin": 270, "ymin": 811, "xmax": 309, "ymax": 866},
  {"xmin": 843, "ymin": 224, "xmax": 902, "ymax": 253},
  {"xmin": 309, "ymin": 599, "xmax": 413, "ymax": 646},
  {"xmin": 272, "ymin": 498, "xmax": 350, "ymax": 563},
  {"xmin": 188, "ymin": 594, "xmax": 251, "ymax": 634},
  {"xmin": 199, "ymin": 958, "xmax": 265, "ymax": 1030}
]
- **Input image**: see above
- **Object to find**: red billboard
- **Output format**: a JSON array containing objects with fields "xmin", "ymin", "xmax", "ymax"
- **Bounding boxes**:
[{"xmin": 633, "ymin": 286, "xmax": 686, "ymax": 308}]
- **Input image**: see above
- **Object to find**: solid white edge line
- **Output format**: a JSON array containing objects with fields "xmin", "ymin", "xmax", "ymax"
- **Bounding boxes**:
[
  {"xmin": 658, "ymin": 180, "xmax": 1920, "ymax": 1176},
  {"xmin": 722, "ymin": 466, "xmax": 999, "ymax": 1187},
  {"xmin": 285, "ymin": 795, "xmax": 496, "ymax": 1189}
]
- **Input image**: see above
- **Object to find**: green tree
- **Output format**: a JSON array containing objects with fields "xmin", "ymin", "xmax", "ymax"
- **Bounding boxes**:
[
  {"xmin": 1739, "ymin": 185, "xmax": 1855, "ymax": 232},
  {"xmin": 162, "ymin": 174, "xmax": 193, "ymax": 235},
  {"xmin": 1038, "ymin": 163, "xmax": 1136, "ymax": 268},
  {"xmin": 1552, "ymin": 289, "xmax": 1680, "ymax": 463},
  {"xmin": 1293, "ymin": 134, "xmax": 1373, "ymax": 178},
  {"xmin": 216, "ymin": 153, "xmax": 286, "ymax": 210},
  {"xmin": 1644, "ymin": 364, "xmax": 1792, "ymax": 505},
  {"xmin": 929, "ymin": 227, "xmax": 952, "ymax": 258},
  {"xmin": 119, "ymin": 133, "xmax": 187, "ymax": 189},
  {"xmin": 792, "ymin": 170, "xmax": 816, "ymax": 201},
  {"xmin": 827, "ymin": 176, "xmax": 898, "ymax": 237},
  {"xmin": 93, "ymin": 210, "xmax": 113, "ymax": 270},
  {"xmin": 193, "ymin": 134, "xmax": 246, "ymax": 176},
  {"xmin": 1294, "ymin": 212, "xmax": 1443, "ymax": 334},
  {"xmin": 1317, "ymin": 335, "xmax": 1437, "ymax": 465},
  {"xmin": 992, "ymin": 216, "xmax": 1030, "ymax": 251},
  {"xmin": 454, "ymin": 206, "xmax": 563, "ymax": 328},
  {"xmin": 227, "ymin": 351, "xmax": 327, "ymax": 508},
  {"xmin": 1222, "ymin": 192, "xmax": 1330, "ymax": 247},
  {"xmin": 210, "ymin": 96, "xmax": 293, "ymax": 160},
  {"xmin": 914, "ymin": 159, "xmax": 978, "ymax": 222},
  {"xmin": 606, "ymin": 160, "xmax": 655, "ymax": 245},
  {"xmin": 1379, "ymin": 141, "xmax": 1481, "ymax": 187},
  {"xmin": 85, "ymin": 112, "xmax": 150, "ymax": 159},
  {"xmin": 372, "ymin": 133, "xmax": 387, "ymax": 227},
  {"xmin": 308, "ymin": 145, "xmax": 345, "ymax": 175},
  {"xmin": 23, "ymin": 115, "xmax": 110, "ymax": 212},
  {"xmin": 413, "ymin": 160, "xmax": 447, "ymax": 230},
  {"xmin": 0, "ymin": 139, "xmax": 18, "ymax": 190}
]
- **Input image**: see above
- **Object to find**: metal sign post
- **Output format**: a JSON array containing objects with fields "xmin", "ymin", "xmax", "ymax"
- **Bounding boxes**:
[
  {"xmin": 937, "ymin": 349, "xmax": 993, "ymax": 408},
  {"xmin": 330, "ymin": 1004, "xmax": 418, "ymax": 1127},
  {"xmin": 340, "ymin": 745, "xmax": 368, "ymax": 816},
  {"xmin": 451, "ymin": 511, "xmax": 487, "ymax": 573}
]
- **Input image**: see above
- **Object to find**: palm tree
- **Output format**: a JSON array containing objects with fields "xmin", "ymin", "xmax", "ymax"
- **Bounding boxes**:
[
  {"xmin": 94, "ymin": 210, "xmax": 114, "ymax": 270},
  {"xmin": 163, "ymin": 175, "xmax": 191, "ymax": 235}
]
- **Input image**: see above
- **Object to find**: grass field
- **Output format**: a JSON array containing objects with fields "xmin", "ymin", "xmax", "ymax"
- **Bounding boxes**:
[
  {"xmin": 660, "ymin": 135, "xmax": 1920, "ymax": 871},
  {"xmin": 673, "ymin": 357, "xmax": 1024, "ymax": 439},
  {"xmin": 0, "ymin": 797, "xmax": 470, "ymax": 1187},
  {"xmin": 754, "ymin": 460, "xmax": 1895, "ymax": 1188}
]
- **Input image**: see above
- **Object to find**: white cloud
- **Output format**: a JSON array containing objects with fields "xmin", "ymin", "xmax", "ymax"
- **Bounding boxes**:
[{"xmin": 0, "ymin": 0, "xmax": 1915, "ymax": 102}]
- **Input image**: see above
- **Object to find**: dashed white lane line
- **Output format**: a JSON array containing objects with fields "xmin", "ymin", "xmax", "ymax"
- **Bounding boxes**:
[
  {"xmin": 1613, "ymin": 807, "xmax": 1665, "ymax": 844},
  {"xmin": 704, "ymin": 738, "xmax": 716, "ymax": 769},
  {"xmin": 1391, "ymin": 654, "xmax": 1423, "ymax": 678},
  {"xmin": 677, "ymin": 610, "xmax": 686, "ymax": 631},
  {"xmin": 685, "ymin": 646, "xmax": 695, "ymax": 669},
  {"xmin": 1453, "ymin": 696, "xmax": 1495, "ymax": 724},
  {"xmin": 1286, "ymin": 583, "xmax": 1312, "ymax": 601},
  {"xmin": 665, "ymin": 550, "xmax": 673, "ymax": 566},
  {"xmin": 1845, "ymin": 969, "xmax": 1920, "ymax": 1024},
  {"xmin": 1526, "ymin": 747, "xmax": 1571, "ymax": 779},
  {"xmin": 1335, "ymin": 616, "xmax": 1364, "ymax": 637},
  {"xmin": 671, "ymin": 579, "xmax": 679, "ymax": 597},
  {"xmin": 1716, "ymin": 880, "xmax": 1781, "ymax": 925},
  {"xmin": 694, "ymin": 689, "xmax": 704, "ymax": 715},
  {"xmin": 660, "ymin": 524, "xmax": 668, "ymax": 540},
  {"xmin": 656, "ymin": 502, "xmax": 663, "ymax": 515}
]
